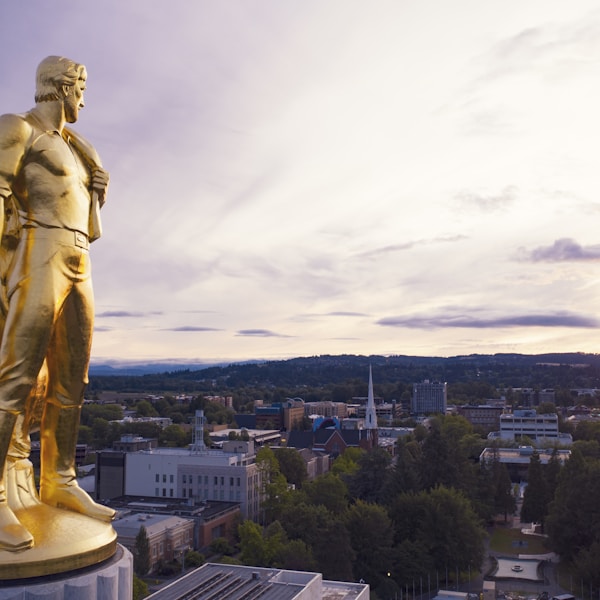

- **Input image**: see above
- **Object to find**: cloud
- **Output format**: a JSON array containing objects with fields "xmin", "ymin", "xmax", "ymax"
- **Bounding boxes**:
[
  {"xmin": 163, "ymin": 326, "xmax": 222, "ymax": 332},
  {"xmin": 96, "ymin": 311, "xmax": 154, "ymax": 318},
  {"xmin": 356, "ymin": 236, "xmax": 467, "ymax": 260},
  {"xmin": 519, "ymin": 238, "xmax": 600, "ymax": 262},
  {"xmin": 236, "ymin": 329, "xmax": 291, "ymax": 338},
  {"xmin": 454, "ymin": 186, "xmax": 517, "ymax": 213},
  {"xmin": 378, "ymin": 311, "xmax": 599, "ymax": 329}
]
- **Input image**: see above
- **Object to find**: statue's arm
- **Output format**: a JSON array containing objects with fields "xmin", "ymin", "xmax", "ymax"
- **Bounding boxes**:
[{"xmin": 0, "ymin": 114, "xmax": 30, "ymax": 239}]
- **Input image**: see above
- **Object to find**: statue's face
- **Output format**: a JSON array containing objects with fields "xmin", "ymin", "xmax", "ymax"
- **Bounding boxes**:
[{"xmin": 64, "ymin": 70, "xmax": 86, "ymax": 123}]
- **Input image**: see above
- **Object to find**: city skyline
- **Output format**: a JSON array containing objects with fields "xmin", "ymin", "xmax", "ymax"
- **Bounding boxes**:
[{"xmin": 2, "ymin": 1, "xmax": 600, "ymax": 365}]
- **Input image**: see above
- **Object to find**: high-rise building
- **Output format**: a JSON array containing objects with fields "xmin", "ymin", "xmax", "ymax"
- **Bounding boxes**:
[{"xmin": 411, "ymin": 380, "xmax": 447, "ymax": 415}]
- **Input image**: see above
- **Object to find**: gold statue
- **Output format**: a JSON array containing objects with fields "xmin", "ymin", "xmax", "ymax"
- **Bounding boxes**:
[{"xmin": 0, "ymin": 56, "xmax": 115, "ymax": 555}]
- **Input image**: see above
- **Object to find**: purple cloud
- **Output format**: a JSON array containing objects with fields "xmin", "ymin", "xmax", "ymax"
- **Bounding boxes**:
[
  {"xmin": 378, "ymin": 311, "xmax": 599, "ymax": 329},
  {"xmin": 522, "ymin": 238, "xmax": 600, "ymax": 262}
]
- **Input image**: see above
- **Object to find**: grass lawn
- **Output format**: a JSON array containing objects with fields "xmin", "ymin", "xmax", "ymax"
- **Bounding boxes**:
[{"xmin": 489, "ymin": 526, "xmax": 551, "ymax": 555}]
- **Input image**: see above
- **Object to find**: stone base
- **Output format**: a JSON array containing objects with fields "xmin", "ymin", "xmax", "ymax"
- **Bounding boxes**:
[
  {"xmin": 0, "ymin": 543, "xmax": 132, "ymax": 599},
  {"xmin": 0, "ymin": 503, "xmax": 117, "ymax": 579}
]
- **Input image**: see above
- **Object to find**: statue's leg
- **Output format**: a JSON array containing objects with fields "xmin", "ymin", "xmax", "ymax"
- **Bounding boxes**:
[
  {"xmin": 0, "ymin": 409, "xmax": 33, "ymax": 550},
  {"xmin": 0, "ymin": 229, "xmax": 65, "ymax": 545},
  {"xmin": 40, "ymin": 401, "xmax": 114, "ymax": 522},
  {"xmin": 39, "ymin": 278, "xmax": 115, "ymax": 523},
  {"xmin": 7, "ymin": 362, "xmax": 48, "ymax": 511}
]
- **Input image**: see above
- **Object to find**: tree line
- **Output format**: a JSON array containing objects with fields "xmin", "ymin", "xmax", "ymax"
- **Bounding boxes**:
[{"xmin": 227, "ymin": 415, "xmax": 600, "ymax": 597}]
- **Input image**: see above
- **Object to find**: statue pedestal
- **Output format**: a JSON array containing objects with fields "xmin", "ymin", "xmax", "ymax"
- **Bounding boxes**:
[
  {"xmin": 0, "ymin": 503, "xmax": 117, "ymax": 579},
  {"xmin": 0, "ymin": 543, "xmax": 132, "ymax": 600}
]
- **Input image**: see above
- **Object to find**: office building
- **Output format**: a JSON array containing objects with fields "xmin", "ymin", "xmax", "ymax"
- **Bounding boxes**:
[{"xmin": 412, "ymin": 380, "xmax": 447, "ymax": 415}]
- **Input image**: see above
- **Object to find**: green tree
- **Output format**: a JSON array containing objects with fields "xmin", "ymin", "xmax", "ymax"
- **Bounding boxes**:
[
  {"xmin": 275, "ymin": 448, "xmax": 307, "ymax": 488},
  {"xmin": 238, "ymin": 520, "xmax": 270, "ymax": 566},
  {"xmin": 384, "ymin": 440, "xmax": 421, "ymax": 497},
  {"xmin": 520, "ymin": 451, "xmax": 548, "ymax": 529},
  {"xmin": 571, "ymin": 541, "xmax": 600, "ymax": 589},
  {"xmin": 330, "ymin": 447, "xmax": 362, "ymax": 477},
  {"xmin": 159, "ymin": 424, "xmax": 189, "ymax": 447},
  {"xmin": 346, "ymin": 447, "xmax": 392, "ymax": 503},
  {"xmin": 344, "ymin": 501, "xmax": 394, "ymax": 590},
  {"xmin": 134, "ymin": 526, "xmax": 150, "ymax": 576},
  {"xmin": 209, "ymin": 538, "xmax": 233, "ymax": 556},
  {"xmin": 184, "ymin": 550, "xmax": 205, "ymax": 568},
  {"xmin": 546, "ymin": 450, "xmax": 600, "ymax": 561},
  {"xmin": 545, "ymin": 447, "xmax": 562, "ymax": 502},
  {"xmin": 133, "ymin": 575, "xmax": 149, "ymax": 600},
  {"xmin": 276, "ymin": 539, "xmax": 316, "ymax": 571},
  {"xmin": 302, "ymin": 472, "xmax": 348, "ymax": 514},
  {"xmin": 135, "ymin": 400, "xmax": 158, "ymax": 417},
  {"xmin": 389, "ymin": 487, "xmax": 486, "ymax": 575},
  {"xmin": 493, "ymin": 460, "xmax": 516, "ymax": 521},
  {"xmin": 418, "ymin": 427, "xmax": 459, "ymax": 490},
  {"xmin": 312, "ymin": 518, "xmax": 354, "ymax": 581}
]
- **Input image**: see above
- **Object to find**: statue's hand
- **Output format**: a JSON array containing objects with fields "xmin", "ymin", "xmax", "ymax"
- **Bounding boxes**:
[{"xmin": 91, "ymin": 167, "xmax": 109, "ymax": 207}]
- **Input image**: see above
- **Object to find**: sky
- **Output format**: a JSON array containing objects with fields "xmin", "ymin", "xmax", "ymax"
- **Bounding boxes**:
[{"xmin": 2, "ymin": 1, "xmax": 600, "ymax": 366}]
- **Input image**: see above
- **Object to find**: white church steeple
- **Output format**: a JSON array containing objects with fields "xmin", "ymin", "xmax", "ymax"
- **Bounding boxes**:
[{"xmin": 365, "ymin": 365, "xmax": 377, "ymax": 430}]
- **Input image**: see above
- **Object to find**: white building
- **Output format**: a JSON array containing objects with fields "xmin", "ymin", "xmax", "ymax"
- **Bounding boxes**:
[
  {"xmin": 487, "ymin": 410, "xmax": 572, "ymax": 446},
  {"xmin": 123, "ymin": 440, "xmax": 264, "ymax": 521}
]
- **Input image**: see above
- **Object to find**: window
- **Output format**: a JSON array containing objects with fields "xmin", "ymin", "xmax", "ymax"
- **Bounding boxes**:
[
  {"xmin": 182, "ymin": 474, "xmax": 187, "ymax": 484},
  {"xmin": 214, "ymin": 476, "xmax": 218, "ymax": 485},
  {"xmin": 162, "ymin": 488, "xmax": 166, "ymax": 497},
  {"xmin": 183, "ymin": 489, "xmax": 187, "ymax": 498},
  {"xmin": 220, "ymin": 477, "xmax": 224, "ymax": 486},
  {"xmin": 155, "ymin": 474, "xmax": 159, "ymax": 482},
  {"xmin": 229, "ymin": 477, "xmax": 234, "ymax": 486},
  {"xmin": 204, "ymin": 475, "xmax": 208, "ymax": 484},
  {"xmin": 170, "ymin": 489, "xmax": 174, "ymax": 497},
  {"xmin": 162, "ymin": 474, "xmax": 166, "ymax": 483},
  {"xmin": 237, "ymin": 477, "xmax": 241, "ymax": 487},
  {"xmin": 198, "ymin": 475, "xmax": 202, "ymax": 485},
  {"xmin": 170, "ymin": 474, "xmax": 174, "ymax": 483}
]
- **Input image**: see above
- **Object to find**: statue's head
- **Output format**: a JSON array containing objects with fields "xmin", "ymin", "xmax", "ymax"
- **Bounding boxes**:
[
  {"xmin": 35, "ymin": 56, "xmax": 87, "ymax": 123},
  {"xmin": 35, "ymin": 56, "xmax": 86, "ymax": 102}
]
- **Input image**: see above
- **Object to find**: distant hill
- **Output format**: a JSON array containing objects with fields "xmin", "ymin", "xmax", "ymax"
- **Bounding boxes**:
[{"xmin": 87, "ymin": 352, "xmax": 600, "ymax": 393}]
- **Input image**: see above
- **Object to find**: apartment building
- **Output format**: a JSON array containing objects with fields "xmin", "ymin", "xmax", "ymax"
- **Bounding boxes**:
[{"xmin": 412, "ymin": 380, "xmax": 447, "ymax": 415}]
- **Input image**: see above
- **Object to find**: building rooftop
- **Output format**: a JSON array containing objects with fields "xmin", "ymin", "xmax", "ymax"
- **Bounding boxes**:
[
  {"xmin": 147, "ymin": 563, "xmax": 369, "ymax": 600},
  {"xmin": 480, "ymin": 447, "xmax": 571, "ymax": 465},
  {"xmin": 113, "ymin": 512, "xmax": 191, "ymax": 538}
]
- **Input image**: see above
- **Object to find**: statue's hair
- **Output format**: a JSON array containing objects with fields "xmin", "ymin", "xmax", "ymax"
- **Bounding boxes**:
[{"xmin": 35, "ymin": 56, "xmax": 86, "ymax": 103}]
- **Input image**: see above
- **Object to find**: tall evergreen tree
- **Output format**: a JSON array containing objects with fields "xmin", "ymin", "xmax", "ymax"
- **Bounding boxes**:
[
  {"xmin": 134, "ymin": 526, "xmax": 151, "ymax": 576},
  {"xmin": 520, "ymin": 451, "xmax": 548, "ymax": 530}
]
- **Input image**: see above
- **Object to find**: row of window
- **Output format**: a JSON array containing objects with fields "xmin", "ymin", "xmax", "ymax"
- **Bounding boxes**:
[
  {"xmin": 182, "ymin": 489, "xmax": 242, "ymax": 502},
  {"xmin": 154, "ymin": 473, "xmax": 244, "ymax": 486},
  {"xmin": 182, "ymin": 474, "xmax": 242, "ymax": 487},
  {"xmin": 156, "ymin": 474, "xmax": 174, "ymax": 483}
]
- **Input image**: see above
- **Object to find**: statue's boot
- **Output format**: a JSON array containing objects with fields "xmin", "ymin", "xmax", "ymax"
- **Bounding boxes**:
[
  {"xmin": 0, "ymin": 410, "xmax": 34, "ymax": 550},
  {"xmin": 40, "ymin": 402, "xmax": 115, "ymax": 523},
  {"xmin": 7, "ymin": 412, "xmax": 42, "ymax": 511}
]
